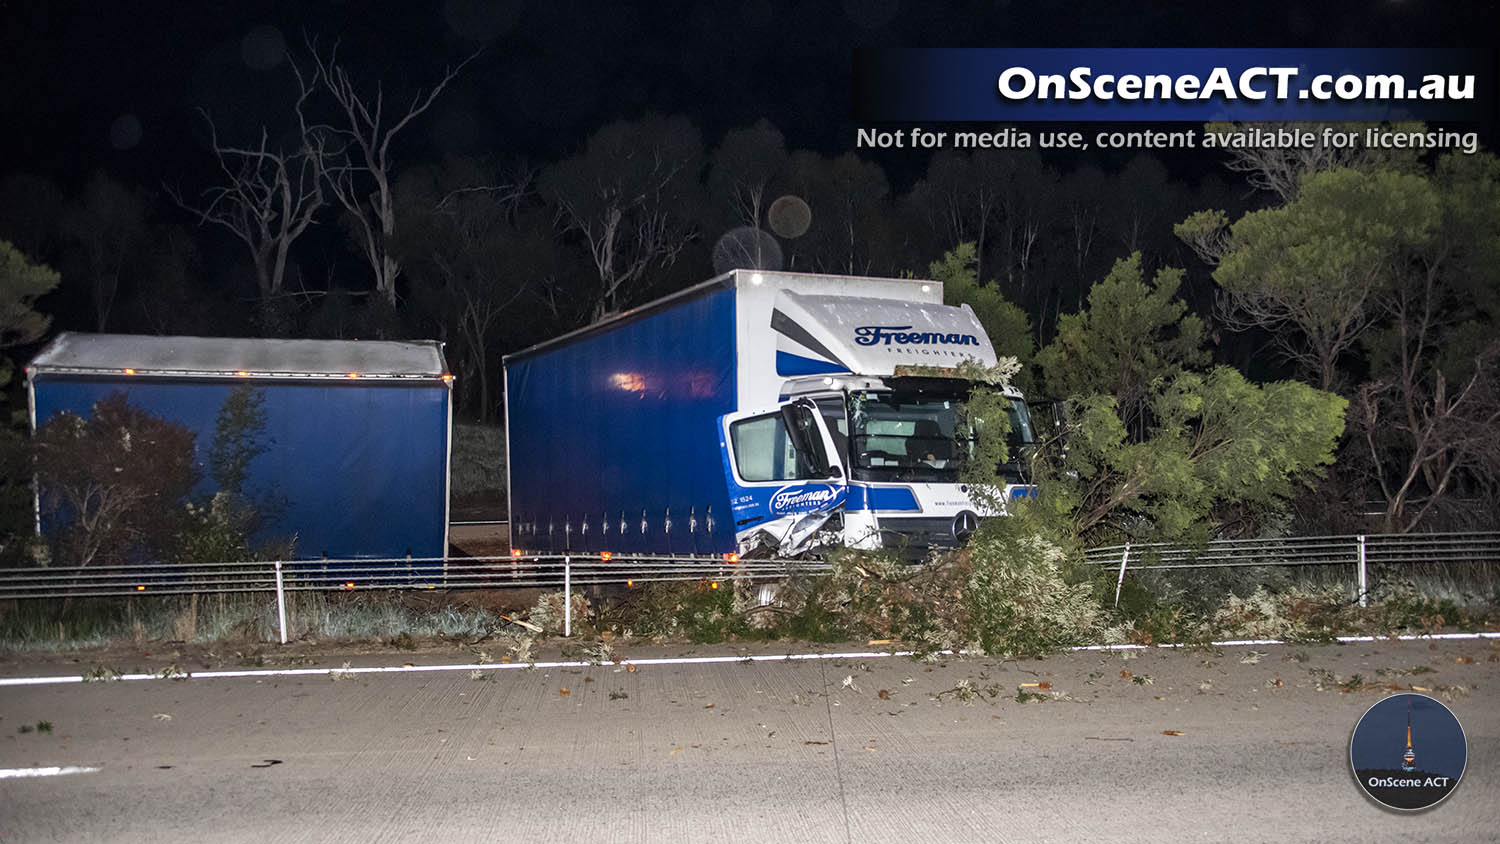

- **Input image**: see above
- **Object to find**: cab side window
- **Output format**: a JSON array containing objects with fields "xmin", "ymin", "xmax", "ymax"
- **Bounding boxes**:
[{"xmin": 730, "ymin": 414, "xmax": 817, "ymax": 482}]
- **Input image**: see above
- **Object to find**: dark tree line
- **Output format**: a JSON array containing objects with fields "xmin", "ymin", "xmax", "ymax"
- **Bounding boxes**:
[
  {"xmin": 0, "ymin": 107, "xmax": 1250, "ymax": 426},
  {"xmin": 2, "ymin": 43, "xmax": 1496, "ymax": 536}
]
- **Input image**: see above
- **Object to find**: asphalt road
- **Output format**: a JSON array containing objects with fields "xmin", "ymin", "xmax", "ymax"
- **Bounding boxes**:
[{"xmin": 1, "ymin": 639, "xmax": 1496, "ymax": 843}]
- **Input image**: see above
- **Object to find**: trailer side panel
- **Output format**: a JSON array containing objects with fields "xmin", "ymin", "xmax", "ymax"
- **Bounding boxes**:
[{"xmin": 505, "ymin": 286, "xmax": 738, "ymax": 555}]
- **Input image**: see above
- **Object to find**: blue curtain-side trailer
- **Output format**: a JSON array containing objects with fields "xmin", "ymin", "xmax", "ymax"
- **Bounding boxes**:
[{"xmin": 27, "ymin": 334, "xmax": 454, "ymax": 567}]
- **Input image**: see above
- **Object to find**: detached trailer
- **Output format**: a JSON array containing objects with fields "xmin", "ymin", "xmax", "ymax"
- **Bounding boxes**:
[
  {"xmin": 504, "ymin": 269, "xmax": 1038, "ymax": 559},
  {"xmin": 27, "ymin": 333, "xmax": 453, "ymax": 561}
]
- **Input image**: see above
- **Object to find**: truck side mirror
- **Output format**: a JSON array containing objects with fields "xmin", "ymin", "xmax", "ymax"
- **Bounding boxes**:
[{"xmin": 780, "ymin": 401, "xmax": 831, "ymax": 477}]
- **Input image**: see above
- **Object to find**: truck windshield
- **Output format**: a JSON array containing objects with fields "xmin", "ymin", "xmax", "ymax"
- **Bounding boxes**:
[{"xmin": 847, "ymin": 390, "xmax": 1034, "ymax": 483}]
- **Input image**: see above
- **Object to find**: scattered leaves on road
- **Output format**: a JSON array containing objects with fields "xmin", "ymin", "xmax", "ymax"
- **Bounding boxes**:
[
  {"xmin": 1436, "ymin": 683, "xmax": 1469, "ymax": 702},
  {"xmin": 1162, "ymin": 730, "xmax": 1185, "ymax": 737},
  {"xmin": 153, "ymin": 713, "xmax": 173, "ymax": 721}
]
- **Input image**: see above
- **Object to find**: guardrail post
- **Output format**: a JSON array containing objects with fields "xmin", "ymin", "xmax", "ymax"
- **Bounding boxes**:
[
  {"xmin": 1113, "ymin": 543, "xmax": 1131, "ymax": 607},
  {"xmin": 1357, "ymin": 534, "xmax": 1368, "ymax": 608},
  {"xmin": 274, "ymin": 561, "xmax": 288, "ymax": 645},
  {"xmin": 563, "ymin": 555, "xmax": 572, "ymax": 637}
]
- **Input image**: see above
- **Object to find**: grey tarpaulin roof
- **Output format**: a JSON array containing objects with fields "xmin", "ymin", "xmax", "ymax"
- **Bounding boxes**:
[{"xmin": 27, "ymin": 333, "xmax": 448, "ymax": 381}]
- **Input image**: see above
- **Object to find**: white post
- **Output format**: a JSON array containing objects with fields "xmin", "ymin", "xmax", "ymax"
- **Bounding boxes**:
[
  {"xmin": 1357, "ymin": 534, "xmax": 1368, "ymax": 608},
  {"xmin": 274, "ymin": 561, "xmax": 288, "ymax": 645},
  {"xmin": 563, "ymin": 555, "xmax": 572, "ymax": 637},
  {"xmin": 1113, "ymin": 543, "xmax": 1132, "ymax": 608}
]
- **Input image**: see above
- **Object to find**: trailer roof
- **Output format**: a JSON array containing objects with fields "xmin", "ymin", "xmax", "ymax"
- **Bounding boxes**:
[
  {"xmin": 28, "ymin": 333, "xmax": 448, "ymax": 382},
  {"xmin": 503, "ymin": 269, "xmax": 940, "ymax": 364}
]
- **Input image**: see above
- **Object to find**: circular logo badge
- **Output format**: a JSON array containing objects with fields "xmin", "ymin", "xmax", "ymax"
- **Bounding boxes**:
[
  {"xmin": 1350, "ymin": 693, "xmax": 1466, "ymax": 811},
  {"xmin": 951, "ymin": 510, "xmax": 978, "ymax": 542}
]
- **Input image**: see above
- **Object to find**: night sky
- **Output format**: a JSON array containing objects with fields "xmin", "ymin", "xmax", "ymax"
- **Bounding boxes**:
[{"xmin": 2, "ymin": 1, "xmax": 1495, "ymax": 194}]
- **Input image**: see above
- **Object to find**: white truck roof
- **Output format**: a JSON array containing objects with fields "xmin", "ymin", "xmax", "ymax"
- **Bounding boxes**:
[{"xmin": 27, "ymin": 333, "xmax": 448, "ymax": 382}]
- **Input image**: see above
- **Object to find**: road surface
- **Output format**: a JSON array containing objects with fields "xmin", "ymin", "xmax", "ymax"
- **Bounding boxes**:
[{"xmin": 1, "ymin": 638, "xmax": 1496, "ymax": 842}]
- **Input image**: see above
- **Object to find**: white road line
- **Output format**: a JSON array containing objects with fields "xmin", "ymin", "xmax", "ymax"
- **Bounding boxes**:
[
  {"xmin": 0, "ymin": 632, "xmax": 1495, "ymax": 687},
  {"xmin": 0, "ymin": 766, "xmax": 101, "ymax": 779}
]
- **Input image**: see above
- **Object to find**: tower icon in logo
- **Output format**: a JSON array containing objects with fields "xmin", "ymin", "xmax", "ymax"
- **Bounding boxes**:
[{"xmin": 1401, "ymin": 702, "xmax": 1416, "ymax": 772}]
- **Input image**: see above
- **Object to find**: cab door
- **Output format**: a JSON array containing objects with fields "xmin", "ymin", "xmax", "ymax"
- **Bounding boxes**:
[{"xmin": 718, "ymin": 397, "xmax": 847, "ymax": 551}]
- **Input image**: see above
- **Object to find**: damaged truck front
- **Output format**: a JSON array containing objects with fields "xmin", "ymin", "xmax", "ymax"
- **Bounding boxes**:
[{"xmin": 503, "ymin": 269, "xmax": 1038, "ymax": 560}]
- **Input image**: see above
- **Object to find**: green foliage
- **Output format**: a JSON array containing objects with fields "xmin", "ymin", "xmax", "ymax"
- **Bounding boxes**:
[
  {"xmin": 208, "ymin": 385, "xmax": 267, "ymax": 495},
  {"xmin": 624, "ymin": 581, "xmax": 776, "ymax": 643},
  {"xmin": 1376, "ymin": 582, "xmax": 1463, "ymax": 632},
  {"xmin": 929, "ymin": 243, "xmax": 1035, "ymax": 392},
  {"xmin": 0, "ymin": 428, "xmax": 38, "ymax": 565},
  {"xmin": 174, "ymin": 494, "xmax": 253, "ymax": 565},
  {"xmin": 1217, "ymin": 169, "xmax": 1439, "ymax": 298},
  {"xmin": 962, "ymin": 517, "xmax": 1107, "ymax": 657},
  {"xmin": 1046, "ymin": 367, "xmax": 1346, "ymax": 542},
  {"xmin": 954, "ymin": 379, "xmax": 1014, "ymax": 513},
  {"xmin": 1202, "ymin": 167, "xmax": 1442, "ymax": 388},
  {"xmin": 0, "ymin": 239, "xmax": 59, "ymax": 393},
  {"xmin": 1036, "ymin": 252, "xmax": 1207, "ymax": 426},
  {"xmin": 34, "ymin": 394, "xmax": 200, "ymax": 567}
]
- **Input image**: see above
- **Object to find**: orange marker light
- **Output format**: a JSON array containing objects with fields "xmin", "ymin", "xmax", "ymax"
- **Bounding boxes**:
[
  {"xmin": 722, "ymin": 552, "xmax": 740, "ymax": 563},
  {"xmin": 626, "ymin": 579, "xmax": 635, "ymax": 587},
  {"xmin": 236, "ymin": 370, "xmax": 249, "ymax": 377},
  {"xmin": 600, "ymin": 551, "xmax": 613, "ymax": 561},
  {"xmin": 136, "ymin": 585, "xmax": 146, "ymax": 591},
  {"xmin": 511, "ymin": 549, "xmax": 523, "ymax": 558},
  {"xmin": 123, "ymin": 368, "xmax": 136, "ymax": 375},
  {"xmin": 710, "ymin": 581, "xmax": 720, "ymax": 590},
  {"xmin": 344, "ymin": 581, "xmax": 356, "ymax": 590},
  {"xmin": 346, "ymin": 372, "xmax": 359, "ymax": 379},
  {"xmin": 441, "ymin": 374, "xmax": 454, "ymax": 385}
]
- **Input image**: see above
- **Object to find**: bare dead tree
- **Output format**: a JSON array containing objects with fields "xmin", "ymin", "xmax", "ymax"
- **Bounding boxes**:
[
  {"xmin": 62, "ymin": 174, "xmax": 148, "ymax": 332},
  {"xmin": 297, "ymin": 39, "xmax": 480, "ymax": 307},
  {"xmin": 168, "ymin": 104, "xmax": 324, "ymax": 302},
  {"xmin": 1352, "ymin": 240, "xmax": 1500, "ymax": 531},
  {"xmin": 1213, "ymin": 279, "xmax": 1380, "ymax": 392},
  {"xmin": 708, "ymin": 121, "xmax": 788, "ymax": 261},
  {"xmin": 542, "ymin": 115, "xmax": 703, "ymax": 322},
  {"xmin": 1356, "ymin": 355, "xmax": 1500, "ymax": 532},
  {"xmin": 1208, "ymin": 122, "xmax": 1369, "ymax": 203}
]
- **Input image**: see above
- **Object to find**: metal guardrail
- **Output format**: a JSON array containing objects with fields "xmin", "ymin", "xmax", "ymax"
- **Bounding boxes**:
[
  {"xmin": 1083, "ymin": 531, "xmax": 1500, "ymax": 607},
  {"xmin": 0, "ymin": 553, "xmax": 831, "ymax": 643},
  {"xmin": 6, "ymin": 531, "xmax": 1494, "ymax": 642}
]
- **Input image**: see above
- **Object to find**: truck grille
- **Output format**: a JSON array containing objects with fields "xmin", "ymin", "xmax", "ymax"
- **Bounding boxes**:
[{"xmin": 874, "ymin": 516, "xmax": 962, "ymax": 559}]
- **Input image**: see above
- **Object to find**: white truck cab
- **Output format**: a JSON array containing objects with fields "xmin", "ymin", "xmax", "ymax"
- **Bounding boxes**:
[{"xmin": 718, "ymin": 283, "xmax": 1037, "ymax": 557}]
